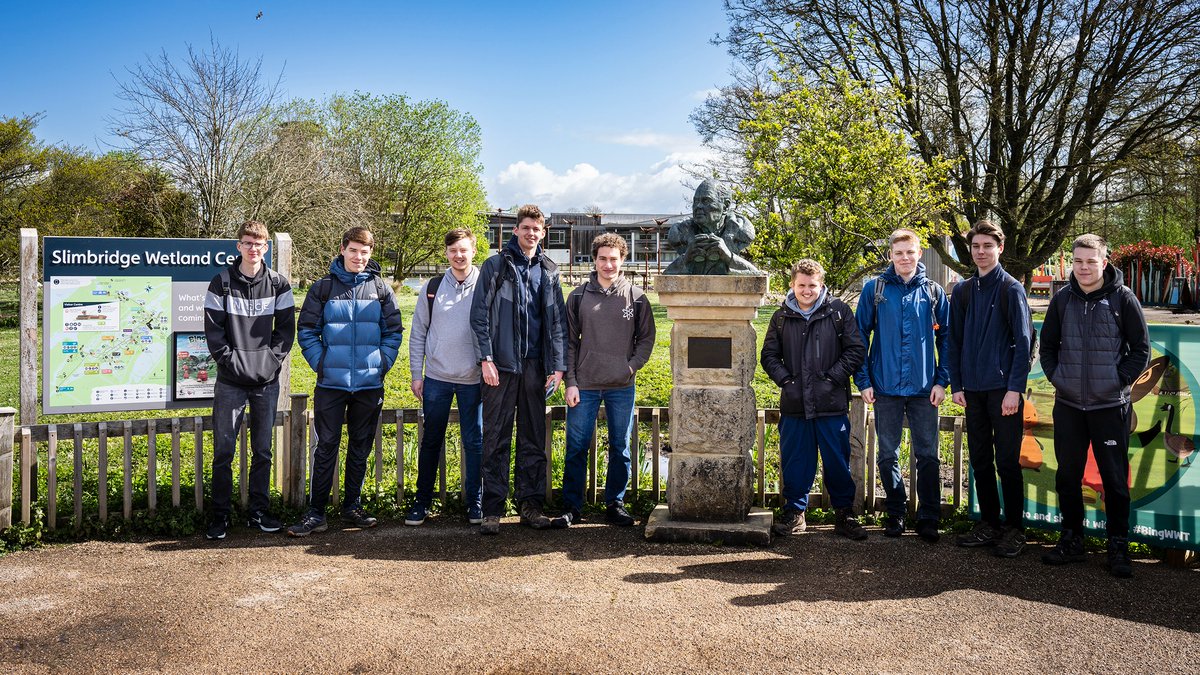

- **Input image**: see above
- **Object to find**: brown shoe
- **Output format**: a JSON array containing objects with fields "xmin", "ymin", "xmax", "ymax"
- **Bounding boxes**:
[
  {"xmin": 519, "ymin": 502, "xmax": 552, "ymax": 530},
  {"xmin": 772, "ymin": 509, "xmax": 807, "ymax": 536}
]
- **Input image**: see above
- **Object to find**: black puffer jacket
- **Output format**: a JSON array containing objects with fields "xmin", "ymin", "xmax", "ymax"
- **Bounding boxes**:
[
  {"xmin": 761, "ymin": 291, "xmax": 866, "ymax": 419},
  {"xmin": 1039, "ymin": 265, "xmax": 1149, "ymax": 411}
]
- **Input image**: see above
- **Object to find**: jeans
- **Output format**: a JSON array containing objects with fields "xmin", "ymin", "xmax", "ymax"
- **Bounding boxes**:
[
  {"xmin": 562, "ymin": 385, "xmax": 636, "ymax": 511},
  {"xmin": 415, "ymin": 377, "xmax": 483, "ymax": 510},
  {"xmin": 1052, "ymin": 402, "xmax": 1131, "ymax": 539},
  {"xmin": 778, "ymin": 414, "xmax": 856, "ymax": 511},
  {"xmin": 873, "ymin": 394, "xmax": 942, "ymax": 522},
  {"xmin": 481, "ymin": 359, "xmax": 548, "ymax": 517},
  {"xmin": 309, "ymin": 386, "xmax": 384, "ymax": 514},
  {"xmin": 964, "ymin": 389, "xmax": 1025, "ymax": 529},
  {"xmin": 211, "ymin": 379, "xmax": 280, "ymax": 516}
]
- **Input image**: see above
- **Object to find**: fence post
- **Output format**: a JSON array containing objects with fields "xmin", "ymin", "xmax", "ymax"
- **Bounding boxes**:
[
  {"xmin": 19, "ymin": 230, "xmax": 37, "ymax": 503},
  {"xmin": 0, "ymin": 407, "xmax": 14, "ymax": 529},
  {"xmin": 274, "ymin": 232, "xmax": 293, "ymax": 412},
  {"xmin": 849, "ymin": 395, "xmax": 867, "ymax": 515},
  {"xmin": 288, "ymin": 394, "xmax": 309, "ymax": 509}
]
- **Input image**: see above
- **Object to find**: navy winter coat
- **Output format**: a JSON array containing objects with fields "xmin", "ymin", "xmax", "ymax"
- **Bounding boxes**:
[
  {"xmin": 298, "ymin": 257, "xmax": 404, "ymax": 392},
  {"xmin": 946, "ymin": 264, "xmax": 1032, "ymax": 393}
]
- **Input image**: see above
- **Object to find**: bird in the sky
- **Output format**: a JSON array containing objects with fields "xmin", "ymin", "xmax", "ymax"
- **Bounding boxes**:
[{"xmin": 256, "ymin": 11, "xmax": 263, "ymax": 20}]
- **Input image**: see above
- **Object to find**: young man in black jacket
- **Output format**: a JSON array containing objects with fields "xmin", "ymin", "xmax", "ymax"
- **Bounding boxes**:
[
  {"xmin": 1039, "ymin": 233, "xmax": 1149, "ymax": 577},
  {"xmin": 470, "ymin": 204, "xmax": 568, "ymax": 535},
  {"xmin": 761, "ymin": 259, "xmax": 868, "ymax": 539},
  {"xmin": 203, "ymin": 221, "xmax": 295, "ymax": 540}
]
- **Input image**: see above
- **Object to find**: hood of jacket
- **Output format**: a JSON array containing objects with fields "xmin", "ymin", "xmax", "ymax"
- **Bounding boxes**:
[
  {"xmin": 329, "ymin": 256, "xmax": 383, "ymax": 285},
  {"xmin": 783, "ymin": 286, "xmax": 829, "ymax": 317},
  {"xmin": 1069, "ymin": 263, "xmax": 1124, "ymax": 301},
  {"xmin": 582, "ymin": 270, "xmax": 631, "ymax": 296},
  {"xmin": 880, "ymin": 261, "xmax": 930, "ymax": 288},
  {"xmin": 504, "ymin": 234, "xmax": 543, "ymax": 265}
]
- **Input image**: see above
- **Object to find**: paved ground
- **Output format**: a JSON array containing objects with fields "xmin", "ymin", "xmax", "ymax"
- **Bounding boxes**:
[{"xmin": 1, "ymin": 517, "xmax": 1197, "ymax": 674}]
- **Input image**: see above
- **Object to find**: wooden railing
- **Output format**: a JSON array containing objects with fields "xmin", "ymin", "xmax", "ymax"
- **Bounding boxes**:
[{"xmin": 0, "ymin": 399, "xmax": 969, "ymax": 532}]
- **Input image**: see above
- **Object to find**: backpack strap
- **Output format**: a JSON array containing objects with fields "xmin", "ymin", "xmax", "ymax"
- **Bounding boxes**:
[
  {"xmin": 424, "ymin": 275, "xmax": 443, "ymax": 332},
  {"xmin": 219, "ymin": 268, "xmax": 231, "ymax": 314}
]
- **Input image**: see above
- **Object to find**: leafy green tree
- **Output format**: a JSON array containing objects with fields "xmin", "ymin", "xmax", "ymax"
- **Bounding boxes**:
[
  {"xmin": 321, "ymin": 93, "xmax": 488, "ymax": 281},
  {"xmin": 738, "ymin": 67, "xmax": 954, "ymax": 290},
  {"xmin": 707, "ymin": 0, "xmax": 1200, "ymax": 280},
  {"xmin": 0, "ymin": 114, "xmax": 53, "ymax": 274}
]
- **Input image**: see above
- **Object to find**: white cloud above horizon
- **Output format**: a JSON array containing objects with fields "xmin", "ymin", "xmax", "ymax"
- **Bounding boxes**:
[{"xmin": 487, "ymin": 131, "xmax": 720, "ymax": 214}]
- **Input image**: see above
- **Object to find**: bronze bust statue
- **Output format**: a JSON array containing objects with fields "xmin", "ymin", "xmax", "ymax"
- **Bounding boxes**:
[{"xmin": 664, "ymin": 180, "xmax": 761, "ymax": 275}]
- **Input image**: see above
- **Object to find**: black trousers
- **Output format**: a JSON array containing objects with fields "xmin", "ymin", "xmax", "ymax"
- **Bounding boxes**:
[
  {"xmin": 964, "ymin": 389, "xmax": 1025, "ymax": 529},
  {"xmin": 1052, "ymin": 402, "xmax": 1131, "ymax": 539},
  {"xmin": 481, "ymin": 359, "xmax": 548, "ymax": 517},
  {"xmin": 309, "ymin": 386, "xmax": 384, "ymax": 513}
]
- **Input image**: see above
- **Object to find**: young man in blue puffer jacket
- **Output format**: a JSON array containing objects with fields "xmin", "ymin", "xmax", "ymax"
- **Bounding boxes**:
[{"xmin": 288, "ymin": 226, "xmax": 404, "ymax": 537}]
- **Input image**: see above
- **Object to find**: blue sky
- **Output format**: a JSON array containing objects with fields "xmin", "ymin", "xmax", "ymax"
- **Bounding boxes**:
[{"xmin": 2, "ymin": 0, "xmax": 734, "ymax": 213}]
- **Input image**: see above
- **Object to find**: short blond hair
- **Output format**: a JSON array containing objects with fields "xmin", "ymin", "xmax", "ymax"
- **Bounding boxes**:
[
  {"xmin": 889, "ymin": 228, "xmax": 922, "ymax": 249},
  {"xmin": 790, "ymin": 258, "xmax": 825, "ymax": 281},
  {"xmin": 1072, "ymin": 233, "xmax": 1108, "ymax": 258}
]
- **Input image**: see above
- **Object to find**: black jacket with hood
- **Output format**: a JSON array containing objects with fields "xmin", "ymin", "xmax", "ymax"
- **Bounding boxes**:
[
  {"xmin": 761, "ymin": 289, "xmax": 866, "ymax": 419},
  {"xmin": 203, "ymin": 257, "xmax": 296, "ymax": 387}
]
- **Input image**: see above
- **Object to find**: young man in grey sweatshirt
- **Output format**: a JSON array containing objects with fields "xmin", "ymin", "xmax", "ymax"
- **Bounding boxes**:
[
  {"xmin": 405, "ymin": 228, "xmax": 484, "ymax": 526},
  {"xmin": 557, "ymin": 233, "xmax": 656, "ymax": 527}
]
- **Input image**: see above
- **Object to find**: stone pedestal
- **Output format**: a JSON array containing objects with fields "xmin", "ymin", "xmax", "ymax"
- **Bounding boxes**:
[{"xmin": 645, "ymin": 274, "xmax": 772, "ymax": 545}]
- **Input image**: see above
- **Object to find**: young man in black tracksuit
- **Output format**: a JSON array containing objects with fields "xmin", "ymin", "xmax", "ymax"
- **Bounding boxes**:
[
  {"xmin": 470, "ymin": 204, "xmax": 568, "ymax": 535},
  {"xmin": 1039, "ymin": 233, "xmax": 1149, "ymax": 578},
  {"xmin": 203, "ymin": 221, "xmax": 295, "ymax": 540},
  {"xmin": 761, "ymin": 259, "xmax": 868, "ymax": 539}
]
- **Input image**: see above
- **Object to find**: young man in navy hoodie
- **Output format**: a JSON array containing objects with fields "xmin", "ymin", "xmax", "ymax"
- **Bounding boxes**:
[
  {"xmin": 947, "ymin": 220, "xmax": 1033, "ymax": 557},
  {"xmin": 288, "ymin": 226, "xmax": 404, "ymax": 537},
  {"xmin": 203, "ymin": 221, "xmax": 295, "ymax": 540}
]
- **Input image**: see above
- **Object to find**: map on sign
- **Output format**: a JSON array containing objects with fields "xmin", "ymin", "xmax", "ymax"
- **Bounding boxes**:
[{"xmin": 47, "ymin": 276, "xmax": 172, "ymax": 409}]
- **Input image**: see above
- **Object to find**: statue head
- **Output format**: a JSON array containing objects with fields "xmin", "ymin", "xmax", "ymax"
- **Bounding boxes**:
[{"xmin": 691, "ymin": 179, "xmax": 730, "ymax": 234}]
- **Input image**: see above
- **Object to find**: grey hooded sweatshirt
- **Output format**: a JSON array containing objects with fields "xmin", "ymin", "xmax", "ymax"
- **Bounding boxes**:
[
  {"xmin": 565, "ymin": 272, "xmax": 656, "ymax": 389},
  {"xmin": 409, "ymin": 267, "xmax": 483, "ymax": 385}
]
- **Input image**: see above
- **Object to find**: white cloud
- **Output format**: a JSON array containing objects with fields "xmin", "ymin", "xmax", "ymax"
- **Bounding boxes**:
[
  {"xmin": 690, "ymin": 87, "xmax": 722, "ymax": 101},
  {"xmin": 489, "ymin": 150, "xmax": 720, "ymax": 214}
]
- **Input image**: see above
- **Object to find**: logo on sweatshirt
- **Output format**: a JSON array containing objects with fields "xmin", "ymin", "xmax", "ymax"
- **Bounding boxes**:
[
  {"xmin": 622, "ymin": 305, "xmax": 634, "ymax": 321},
  {"xmin": 1104, "ymin": 439, "xmax": 1117, "ymax": 446}
]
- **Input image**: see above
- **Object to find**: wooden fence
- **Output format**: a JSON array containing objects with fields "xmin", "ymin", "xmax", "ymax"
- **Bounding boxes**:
[{"xmin": 0, "ymin": 399, "xmax": 969, "ymax": 532}]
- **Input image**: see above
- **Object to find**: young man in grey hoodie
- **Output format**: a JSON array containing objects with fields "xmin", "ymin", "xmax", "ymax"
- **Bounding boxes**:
[
  {"xmin": 557, "ymin": 233, "xmax": 656, "ymax": 527},
  {"xmin": 405, "ymin": 228, "xmax": 484, "ymax": 526}
]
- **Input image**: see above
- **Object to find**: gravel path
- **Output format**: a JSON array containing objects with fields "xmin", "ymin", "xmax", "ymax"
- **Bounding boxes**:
[{"xmin": 1, "ymin": 518, "xmax": 1197, "ymax": 673}]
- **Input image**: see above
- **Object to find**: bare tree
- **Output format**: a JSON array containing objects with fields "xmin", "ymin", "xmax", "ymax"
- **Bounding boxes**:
[
  {"xmin": 111, "ymin": 37, "xmax": 280, "ymax": 238},
  {"xmin": 707, "ymin": 0, "xmax": 1200, "ymax": 279},
  {"xmin": 236, "ymin": 108, "xmax": 370, "ymax": 283}
]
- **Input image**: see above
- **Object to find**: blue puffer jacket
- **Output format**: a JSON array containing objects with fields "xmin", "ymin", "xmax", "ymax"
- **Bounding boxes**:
[
  {"xmin": 298, "ymin": 257, "xmax": 404, "ymax": 392},
  {"xmin": 853, "ymin": 263, "xmax": 949, "ymax": 396}
]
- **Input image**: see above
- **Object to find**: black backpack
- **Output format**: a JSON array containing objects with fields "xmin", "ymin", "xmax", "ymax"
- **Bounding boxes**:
[
  {"xmin": 871, "ymin": 275, "xmax": 944, "ymax": 332},
  {"xmin": 953, "ymin": 274, "xmax": 1037, "ymax": 364}
]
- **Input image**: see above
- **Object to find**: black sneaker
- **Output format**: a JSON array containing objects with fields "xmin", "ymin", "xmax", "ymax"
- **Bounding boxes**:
[
  {"xmin": 342, "ymin": 506, "xmax": 378, "ymax": 529},
  {"xmin": 605, "ymin": 501, "xmax": 635, "ymax": 527},
  {"xmin": 883, "ymin": 515, "xmax": 905, "ymax": 538},
  {"xmin": 552, "ymin": 508, "xmax": 582, "ymax": 529},
  {"xmin": 247, "ymin": 510, "xmax": 282, "ymax": 533},
  {"xmin": 287, "ymin": 511, "xmax": 328, "ymax": 538},
  {"xmin": 915, "ymin": 519, "xmax": 940, "ymax": 543},
  {"xmin": 993, "ymin": 526, "xmax": 1027, "ymax": 558},
  {"xmin": 834, "ymin": 508, "xmax": 868, "ymax": 540},
  {"xmin": 519, "ymin": 502, "xmax": 552, "ymax": 530},
  {"xmin": 772, "ymin": 509, "xmax": 806, "ymax": 536},
  {"xmin": 1107, "ymin": 538, "xmax": 1133, "ymax": 578},
  {"xmin": 205, "ymin": 515, "xmax": 229, "ymax": 540},
  {"xmin": 956, "ymin": 521, "xmax": 1001, "ymax": 548},
  {"xmin": 1042, "ymin": 529, "xmax": 1087, "ymax": 565}
]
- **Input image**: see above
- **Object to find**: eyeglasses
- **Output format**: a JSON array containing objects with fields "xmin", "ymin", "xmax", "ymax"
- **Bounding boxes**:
[{"xmin": 239, "ymin": 241, "xmax": 268, "ymax": 251}]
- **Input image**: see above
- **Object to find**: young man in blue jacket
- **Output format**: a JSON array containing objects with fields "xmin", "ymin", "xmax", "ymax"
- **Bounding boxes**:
[
  {"xmin": 288, "ymin": 226, "xmax": 404, "ymax": 537},
  {"xmin": 1039, "ymin": 234, "xmax": 1148, "ymax": 577},
  {"xmin": 203, "ymin": 220, "xmax": 295, "ymax": 540},
  {"xmin": 470, "ymin": 205, "xmax": 568, "ymax": 535},
  {"xmin": 946, "ymin": 220, "xmax": 1033, "ymax": 557},
  {"xmin": 855, "ymin": 229, "xmax": 949, "ymax": 543},
  {"xmin": 761, "ymin": 259, "xmax": 868, "ymax": 539}
]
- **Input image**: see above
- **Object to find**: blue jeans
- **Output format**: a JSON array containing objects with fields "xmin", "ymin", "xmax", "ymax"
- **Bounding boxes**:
[
  {"xmin": 873, "ymin": 394, "xmax": 942, "ymax": 522},
  {"xmin": 415, "ymin": 377, "xmax": 483, "ymax": 510},
  {"xmin": 778, "ymin": 414, "xmax": 856, "ymax": 511},
  {"xmin": 562, "ymin": 385, "xmax": 636, "ymax": 511}
]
